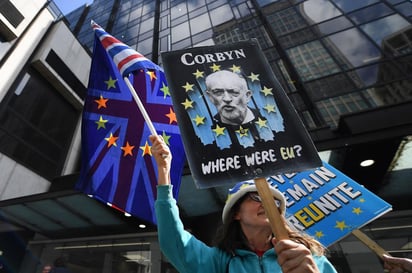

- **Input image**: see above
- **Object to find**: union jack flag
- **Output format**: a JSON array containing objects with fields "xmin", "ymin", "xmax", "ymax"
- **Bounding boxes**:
[{"xmin": 75, "ymin": 22, "xmax": 186, "ymax": 224}]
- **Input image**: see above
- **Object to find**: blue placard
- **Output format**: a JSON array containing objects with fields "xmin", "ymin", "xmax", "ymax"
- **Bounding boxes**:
[{"xmin": 269, "ymin": 161, "xmax": 392, "ymax": 247}]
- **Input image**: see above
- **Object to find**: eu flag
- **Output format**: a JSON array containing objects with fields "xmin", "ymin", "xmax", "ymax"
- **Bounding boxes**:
[{"xmin": 75, "ymin": 22, "xmax": 186, "ymax": 224}]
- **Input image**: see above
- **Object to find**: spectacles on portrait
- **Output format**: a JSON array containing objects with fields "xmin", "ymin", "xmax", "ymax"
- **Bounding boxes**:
[{"xmin": 208, "ymin": 88, "xmax": 241, "ymax": 97}]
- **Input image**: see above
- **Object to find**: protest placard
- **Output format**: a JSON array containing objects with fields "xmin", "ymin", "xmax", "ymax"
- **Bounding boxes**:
[
  {"xmin": 269, "ymin": 161, "xmax": 392, "ymax": 246},
  {"xmin": 161, "ymin": 40, "xmax": 321, "ymax": 188}
]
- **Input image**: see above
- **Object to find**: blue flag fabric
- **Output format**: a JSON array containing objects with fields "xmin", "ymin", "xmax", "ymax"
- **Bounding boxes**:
[{"xmin": 75, "ymin": 23, "xmax": 186, "ymax": 224}]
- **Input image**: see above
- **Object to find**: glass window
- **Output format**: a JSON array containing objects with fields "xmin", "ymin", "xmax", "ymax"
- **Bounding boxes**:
[
  {"xmin": 0, "ymin": 70, "xmax": 79, "ymax": 179},
  {"xmin": 140, "ymin": 17, "xmax": 154, "ymax": 34},
  {"xmin": 160, "ymin": 35, "xmax": 170, "ymax": 52},
  {"xmin": 160, "ymin": 15, "xmax": 169, "ymax": 30},
  {"xmin": 267, "ymin": 6, "xmax": 307, "ymax": 36},
  {"xmin": 171, "ymin": 2, "xmax": 187, "ymax": 20},
  {"xmin": 237, "ymin": 3, "xmax": 252, "ymax": 18},
  {"xmin": 209, "ymin": 4, "xmax": 234, "ymax": 27},
  {"xmin": 316, "ymin": 16, "xmax": 353, "ymax": 35},
  {"xmin": 305, "ymin": 73, "xmax": 356, "ymax": 101},
  {"xmin": 395, "ymin": 2, "xmax": 412, "ymax": 17},
  {"xmin": 331, "ymin": 0, "xmax": 378, "ymax": 13},
  {"xmin": 129, "ymin": 6, "xmax": 142, "ymax": 21},
  {"xmin": 172, "ymin": 37, "xmax": 192, "ymax": 50},
  {"xmin": 192, "ymin": 29, "xmax": 213, "ymax": 45},
  {"xmin": 188, "ymin": 0, "xmax": 206, "ymax": 11},
  {"xmin": 278, "ymin": 28, "xmax": 317, "ymax": 48},
  {"xmin": 37, "ymin": 237, "xmax": 154, "ymax": 273},
  {"xmin": 142, "ymin": 1, "xmax": 156, "ymax": 16},
  {"xmin": 189, "ymin": 12, "xmax": 211, "ymax": 35},
  {"xmin": 136, "ymin": 37, "xmax": 152, "ymax": 56},
  {"xmin": 360, "ymin": 14, "xmax": 410, "ymax": 47},
  {"xmin": 124, "ymin": 23, "xmax": 139, "ymax": 41},
  {"xmin": 348, "ymin": 3, "xmax": 392, "ymax": 25},
  {"xmin": 326, "ymin": 28, "xmax": 381, "ymax": 68},
  {"xmin": 257, "ymin": 0, "xmax": 284, "ymax": 7},
  {"xmin": 171, "ymin": 22, "xmax": 190, "ymax": 43},
  {"xmin": 286, "ymin": 40, "xmax": 341, "ymax": 81},
  {"xmin": 188, "ymin": 6, "xmax": 207, "ymax": 19},
  {"xmin": 352, "ymin": 64, "xmax": 380, "ymax": 86},
  {"xmin": 301, "ymin": 0, "xmax": 342, "ymax": 25},
  {"xmin": 386, "ymin": 0, "xmax": 404, "ymax": 4}
]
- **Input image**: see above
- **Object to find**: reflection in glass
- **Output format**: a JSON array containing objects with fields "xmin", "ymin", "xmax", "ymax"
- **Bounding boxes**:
[
  {"xmin": 140, "ymin": 17, "xmax": 154, "ymax": 35},
  {"xmin": 305, "ymin": 73, "xmax": 356, "ymax": 101},
  {"xmin": 171, "ymin": 22, "xmax": 190, "ymax": 43},
  {"xmin": 188, "ymin": 0, "xmax": 206, "ymax": 11},
  {"xmin": 382, "ymin": 26, "xmax": 412, "ymax": 56},
  {"xmin": 315, "ymin": 91, "xmax": 375, "ymax": 127},
  {"xmin": 171, "ymin": 2, "xmax": 187, "ymax": 20},
  {"xmin": 316, "ymin": 16, "xmax": 352, "ymax": 36},
  {"xmin": 331, "ymin": 0, "xmax": 378, "ymax": 13},
  {"xmin": 301, "ymin": 0, "xmax": 341, "ymax": 25},
  {"xmin": 395, "ymin": 2, "xmax": 412, "ymax": 17},
  {"xmin": 360, "ymin": 14, "xmax": 410, "ymax": 47},
  {"xmin": 256, "ymin": 0, "xmax": 282, "ymax": 6},
  {"xmin": 327, "ymin": 28, "xmax": 380, "ymax": 68},
  {"xmin": 209, "ymin": 4, "xmax": 234, "ymax": 27},
  {"xmin": 190, "ymin": 13, "xmax": 211, "ymax": 35},
  {"xmin": 348, "ymin": 3, "xmax": 392, "ymax": 25},
  {"xmin": 353, "ymin": 64, "xmax": 379, "ymax": 86},
  {"xmin": 136, "ymin": 38, "xmax": 152, "ymax": 56},
  {"xmin": 286, "ymin": 40, "xmax": 340, "ymax": 81},
  {"xmin": 267, "ymin": 7, "xmax": 307, "ymax": 36}
]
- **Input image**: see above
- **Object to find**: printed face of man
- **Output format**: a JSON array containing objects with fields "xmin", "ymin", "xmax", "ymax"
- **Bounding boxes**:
[{"xmin": 206, "ymin": 71, "xmax": 252, "ymax": 125}]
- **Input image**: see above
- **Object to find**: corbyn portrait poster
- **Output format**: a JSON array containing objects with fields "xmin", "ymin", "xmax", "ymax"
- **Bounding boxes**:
[{"xmin": 161, "ymin": 40, "xmax": 321, "ymax": 188}]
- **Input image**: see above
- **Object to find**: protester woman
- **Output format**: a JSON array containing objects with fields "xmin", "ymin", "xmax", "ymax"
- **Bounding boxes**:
[{"xmin": 150, "ymin": 135, "xmax": 337, "ymax": 273}]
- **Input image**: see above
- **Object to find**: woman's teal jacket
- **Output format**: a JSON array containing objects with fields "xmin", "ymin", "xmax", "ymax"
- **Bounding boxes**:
[{"xmin": 155, "ymin": 185, "xmax": 337, "ymax": 273}]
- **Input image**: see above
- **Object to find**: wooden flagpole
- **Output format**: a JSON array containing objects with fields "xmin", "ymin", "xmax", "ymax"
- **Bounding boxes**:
[
  {"xmin": 254, "ymin": 177, "xmax": 289, "ymax": 240},
  {"xmin": 351, "ymin": 229, "xmax": 390, "ymax": 258}
]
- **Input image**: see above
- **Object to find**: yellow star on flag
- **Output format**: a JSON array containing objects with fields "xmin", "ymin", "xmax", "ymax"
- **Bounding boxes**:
[
  {"xmin": 229, "ymin": 64, "xmax": 241, "ymax": 73},
  {"xmin": 193, "ymin": 69, "xmax": 204, "ymax": 79},
  {"xmin": 212, "ymin": 124, "xmax": 226, "ymax": 136},
  {"xmin": 181, "ymin": 99, "xmax": 194, "ymax": 109},
  {"xmin": 261, "ymin": 86, "xmax": 273, "ymax": 96},
  {"xmin": 359, "ymin": 198, "xmax": 366, "ymax": 203},
  {"xmin": 105, "ymin": 76, "xmax": 117, "ymax": 89},
  {"xmin": 210, "ymin": 63, "xmax": 221, "ymax": 72},
  {"xmin": 160, "ymin": 82, "xmax": 170, "ymax": 98},
  {"xmin": 95, "ymin": 116, "xmax": 108, "ymax": 129},
  {"xmin": 105, "ymin": 133, "xmax": 119, "ymax": 147},
  {"xmin": 248, "ymin": 72, "xmax": 259, "ymax": 82},
  {"xmin": 147, "ymin": 70, "xmax": 157, "ymax": 80},
  {"xmin": 352, "ymin": 207, "xmax": 363, "ymax": 215},
  {"xmin": 264, "ymin": 104, "xmax": 276, "ymax": 113},
  {"xmin": 182, "ymin": 82, "xmax": 194, "ymax": 92},
  {"xmin": 236, "ymin": 126, "xmax": 249, "ymax": 137},
  {"xmin": 193, "ymin": 115, "xmax": 205, "ymax": 126},
  {"xmin": 140, "ymin": 141, "xmax": 152, "ymax": 156},
  {"xmin": 335, "ymin": 220, "xmax": 348, "ymax": 231},
  {"xmin": 121, "ymin": 141, "xmax": 135, "ymax": 157}
]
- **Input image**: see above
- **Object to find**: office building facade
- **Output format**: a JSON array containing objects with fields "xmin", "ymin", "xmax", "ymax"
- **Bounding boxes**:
[{"xmin": 0, "ymin": 0, "xmax": 412, "ymax": 272}]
